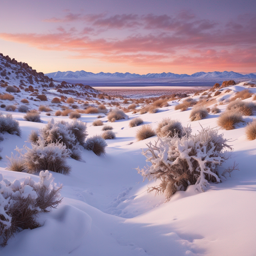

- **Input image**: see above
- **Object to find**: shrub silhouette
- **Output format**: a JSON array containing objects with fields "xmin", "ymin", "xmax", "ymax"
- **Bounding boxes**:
[{"xmin": 51, "ymin": 97, "xmax": 61, "ymax": 103}]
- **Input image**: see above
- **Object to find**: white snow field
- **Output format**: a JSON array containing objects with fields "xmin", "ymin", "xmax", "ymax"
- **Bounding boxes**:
[{"xmin": 0, "ymin": 77, "xmax": 256, "ymax": 256}]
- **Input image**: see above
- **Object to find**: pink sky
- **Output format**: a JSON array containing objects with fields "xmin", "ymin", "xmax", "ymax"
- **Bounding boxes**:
[{"xmin": 0, "ymin": 0, "xmax": 255, "ymax": 74}]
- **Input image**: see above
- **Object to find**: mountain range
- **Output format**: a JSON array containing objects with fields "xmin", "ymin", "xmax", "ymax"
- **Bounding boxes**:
[{"xmin": 46, "ymin": 70, "xmax": 256, "ymax": 85}]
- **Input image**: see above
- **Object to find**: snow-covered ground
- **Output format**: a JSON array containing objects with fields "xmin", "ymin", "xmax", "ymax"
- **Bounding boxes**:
[{"xmin": 0, "ymin": 80, "xmax": 256, "ymax": 256}]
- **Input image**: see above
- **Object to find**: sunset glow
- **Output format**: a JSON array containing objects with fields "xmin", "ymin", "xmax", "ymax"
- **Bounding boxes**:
[{"xmin": 1, "ymin": 0, "xmax": 255, "ymax": 74}]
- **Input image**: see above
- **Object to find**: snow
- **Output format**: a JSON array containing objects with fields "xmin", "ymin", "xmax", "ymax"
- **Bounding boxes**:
[{"xmin": 0, "ymin": 79, "xmax": 256, "ymax": 255}]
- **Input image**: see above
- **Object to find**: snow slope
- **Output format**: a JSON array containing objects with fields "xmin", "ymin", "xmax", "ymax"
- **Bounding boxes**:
[{"xmin": 0, "ymin": 81, "xmax": 256, "ymax": 256}]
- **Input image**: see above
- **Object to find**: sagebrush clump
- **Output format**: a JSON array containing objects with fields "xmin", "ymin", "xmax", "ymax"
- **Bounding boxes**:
[
  {"xmin": 107, "ymin": 109, "xmax": 128, "ymax": 122},
  {"xmin": 245, "ymin": 120, "xmax": 256, "ymax": 140},
  {"xmin": 227, "ymin": 100, "xmax": 255, "ymax": 116},
  {"xmin": 137, "ymin": 127, "xmax": 231, "ymax": 200},
  {"xmin": 102, "ymin": 130, "xmax": 115, "ymax": 139},
  {"xmin": 102, "ymin": 125, "xmax": 113, "ymax": 131},
  {"xmin": 93, "ymin": 120, "xmax": 103, "ymax": 126},
  {"xmin": 0, "ymin": 113, "xmax": 20, "ymax": 136},
  {"xmin": 129, "ymin": 117, "xmax": 143, "ymax": 127},
  {"xmin": 156, "ymin": 118, "xmax": 187, "ymax": 138},
  {"xmin": 190, "ymin": 106, "xmax": 208, "ymax": 121},
  {"xmin": 0, "ymin": 171, "xmax": 62, "ymax": 246},
  {"xmin": 84, "ymin": 136, "xmax": 107, "ymax": 156},
  {"xmin": 218, "ymin": 111, "xmax": 243, "ymax": 130},
  {"xmin": 18, "ymin": 105, "xmax": 29, "ymax": 113},
  {"xmin": 24, "ymin": 112, "xmax": 41, "ymax": 122},
  {"xmin": 136, "ymin": 125, "xmax": 156, "ymax": 141}
]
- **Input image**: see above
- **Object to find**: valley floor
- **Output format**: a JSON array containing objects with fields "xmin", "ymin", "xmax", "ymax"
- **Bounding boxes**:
[{"xmin": 0, "ymin": 82, "xmax": 256, "ymax": 256}]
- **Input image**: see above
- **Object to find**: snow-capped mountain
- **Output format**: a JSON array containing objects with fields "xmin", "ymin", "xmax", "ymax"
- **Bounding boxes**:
[{"xmin": 47, "ymin": 70, "xmax": 256, "ymax": 84}]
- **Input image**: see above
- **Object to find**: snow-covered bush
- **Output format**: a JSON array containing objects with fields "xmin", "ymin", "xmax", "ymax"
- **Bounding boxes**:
[
  {"xmin": 136, "ymin": 125, "xmax": 156, "ymax": 141},
  {"xmin": 0, "ymin": 170, "xmax": 62, "ymax": 246},
  {"xmin": 18, "ymin": 105, "xmax": 29, "ymax": 113},
  {"xmin": 102, "ymin": 130, "xmax": 115, "ymax": 139},
  {"xmin": 129, "ymin": 117, "xmax": 143, "ymax": 127},
  {"xmin": 107, "ymin": 109, "xmax": 128, "ymax": 122},
  {"xmin": 156, "ymin": 118, "xmax": 189, "ymax": 138},
  {"xmin": 84, "ymin": 135, "xmax": 107, "ymax": 156},
  {"xmin": 0, "ymin": 113, "xmax": 20, "ymax": 136},
  {"xmin": 37, "ymin": 119, "xmax": 87, "ymax": 160},
  {"xmin": 137, "ymin": 127, "xmax": 231, "ymax": 200},
  {"xmin": 9, "ymin": 139, "xmax": 71, "ymax": 174},
  {"xmin": 190, "ymin": 106, "xmax": 208, "ymax": 121},
  {"xmin": 24, "ymin": 112, "xmax": 41, "ymax": 122}
]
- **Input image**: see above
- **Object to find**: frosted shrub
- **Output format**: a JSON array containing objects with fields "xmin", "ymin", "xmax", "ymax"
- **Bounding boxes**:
[
  {"xmin": 38, "ymin": 119, "xmax": 87, "ymax": 160},
  {"xmin": 137, "ymin": 127, "xmax": 231, "ymax": 200},
  {"xmin": 0, "ymin": 113, "xmax": 20, "ymax": 136},
  {"xmin": 107, "ymin": 109, "xmax": 128, "ymax": 122},
  {"xmin": 84, "ymin": 136, "xmax": 107, "ymax": 156},
  {"xmin": 0, "ymin": 170, "xmax": 62, "ymax": 246},
  {"xmin": 12, "ymin": 139, "xmax": 71, "ymax": 174},
  {"xmin": 18, "ymin": 105, "xmax": 29, "ymax": 113},
  {"xmin": 156, "ymin": 118, "xmax": 189, "ymax": 138}
]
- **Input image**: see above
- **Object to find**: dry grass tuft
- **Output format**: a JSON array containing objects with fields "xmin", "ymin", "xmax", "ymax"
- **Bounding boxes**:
[
  {"xmin": 227, "ymin": 100, "xmax": 255, "ymax": 116},
  {"xmin": 85, "ymin": 107, "xmax": 99, "ymax": 114},
  {"xmin": 61, "ymin": 109, "xmax": 72, "ymax": 116},
  {"xmin": 245, "ymin": 120, "xmax": 256, "ymax": 140},
  {"xmin": 129, "ymin": 117, "xmax": 143, "ymax": 127},
  {"xmin": 21, "ymin": 99, "xmax": 29, "ymax": 104},
  {"xmin": 211, "ymin": 106, "xmax": 221, "ymax": 114},
  {"xmin": 190, "ymin": 106, "xmax": 208, "ymax": 121},
  {"xmin": 0, "ymin": 93, "xmax": 14, "ymax": 101},
  {"xmin": 66, "ymin": 97, "xmax": 75, "ymax": 104},
  {"xmin": 102, "ymin": 130, "xmax": 115, "ymax": 139},
  {"xmin": 51, "ymin": 97, "xmax": 61, "ymax": 103},
  {"xmin": 136, "ymin": 125, "xmax": 156, "ymax": 141},
  {"xmin": 39, "ymin": 105, "xmax": 52, "ymax": 112},
  {"xmin": 218, "ymin": 111, "xmax": 243, "ymax": 130},
  {"xmin": 175, "ymin": 98, "xmax": 197, "ymax": 111},
  {"xmin": 230, "ymin": 90, "xmax": 252, "ymax": 101},
  {"xmin": 55, "ymin": 110, "xmax": 62, "ymax": 116},
  {"xmin": 152, "ymin": 99, "xmax": 169, "ymax": 108},
  {"xmin": 93, "ymin": 119, "xmax": 103, "ymax": 126},
  {"xmin": 102, "ymin": 125, "xmax": 113, "ymax": 131}
]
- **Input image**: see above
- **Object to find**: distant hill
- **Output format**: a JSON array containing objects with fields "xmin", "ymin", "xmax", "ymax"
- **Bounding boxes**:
[{"xmin": 46, "ymin": 70, "xmax": 256, "ymax": 86}]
